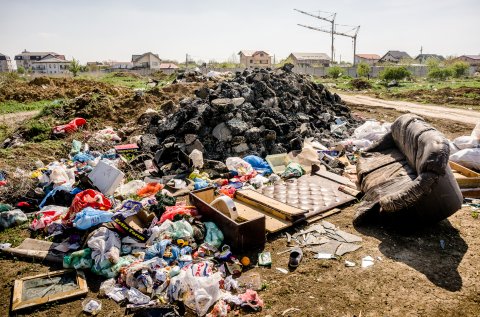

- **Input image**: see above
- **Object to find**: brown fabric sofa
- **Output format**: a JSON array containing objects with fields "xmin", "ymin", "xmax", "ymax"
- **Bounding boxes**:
[{"xmin": 354, "ymin": 114, "xmax": 462, "ymax": 225}]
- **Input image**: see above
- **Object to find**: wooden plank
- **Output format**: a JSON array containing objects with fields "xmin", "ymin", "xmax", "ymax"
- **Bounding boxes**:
[
  {"xmin": 233, "ymin": 199, "xmax": 292, "ymax": 233},
  {"xmin": 461, "ymin": 188, "xmax": 480, "ymax": 198},
  {"xmin": 306, "ymin": 208, "xmax": 341, "ymax": 224},
  {"xmin": 314, "ymin": 170, "xmax": 357, "ymax": 188},
  {"xmin": 236, "ymin": 189, "xmax": 307, "ymax": 217},
  {"xmin": 449, "ymin": 161, "xmax": 480, "ymax": 177}
]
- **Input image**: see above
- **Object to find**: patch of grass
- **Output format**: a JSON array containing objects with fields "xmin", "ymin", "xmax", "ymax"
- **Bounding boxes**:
[
  {"xmin": 0, "ymin": 100, "xmax": 52, "ymax": 114},
  {"xmin": 22, "ymin": 119, "xmax": 54, "ymax": 142},
  {"xmin": 79, "ymin": 72, "xmax": 148, "ymax": 89},
  {"xmin": 0, "ymin": 222, "xmax": 30, "ymax": 247}
]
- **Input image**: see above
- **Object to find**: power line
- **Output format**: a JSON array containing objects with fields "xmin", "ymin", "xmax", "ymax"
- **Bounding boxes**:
[{"xmin": 295, "ymin": 8, "xmax": 360, "ymax": 65}]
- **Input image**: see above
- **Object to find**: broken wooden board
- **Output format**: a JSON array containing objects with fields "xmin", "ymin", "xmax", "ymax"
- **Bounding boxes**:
[
  {"xmin": 449, "ymin": 161, "xmax": 480, "ymax": 189},
  {"xmin": 233, "ymin": 199, "xmax": 292, "ymax": 233},
  {"xmin": 12, "ymin": 270, "xmax": 88, "ymax": 311},
  {"xmin": 2, "ymin": 238, "xmax": 64, "ymax": 264},
  {"xmin": 460, "ymin": 188, "xmax": 480, "ymax": 198},
  {"xmin": 306, "ymin": 208, "xmax": 341, "ymax": 224}
]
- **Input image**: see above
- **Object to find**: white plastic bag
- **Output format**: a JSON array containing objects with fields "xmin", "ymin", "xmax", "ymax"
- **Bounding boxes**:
[
  {"xmin": 115, "ymin": 180, "xmax": 146, "ymax": 198},
  {"xmin": 353, "ymin": 120, "xmax": 391, "ymax": 142},
  {"xmin": 450, "ymin": 148, "xmax": 480, "ymax": 170},
  {"xmin": 126, "ymin": 287, "xmax": 151, "ymax": 305},
  {"xmin": 471, "ymin": 122, "xmax": 480, "ymax": 139},
  {"xmin": 453, "ymin": 135, "xmax": 480, "ymax": 150},
  {"xmin": 189, "ymin": 149, "xmax": 204, "ymax": 169},
  {"xmin": 87, "ymin": 227, "xmax": 121, "ymax": 269},
  {"xmin": 184, "ymin": 271, "xmax": 223, "ymax": 316},
  {"xmin": 226, "ymin": 157, "xmax": 253, "ymax": 176}
]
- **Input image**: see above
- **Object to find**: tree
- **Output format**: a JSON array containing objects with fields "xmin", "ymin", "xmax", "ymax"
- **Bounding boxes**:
[
  {"xmin": 69, "ymin": 58, "xmax": 81, "ymax": 77},
  {"xmin": 327, "ymin": 66, "xmax": 343, "ymax": 79},
  {"xmin": 357, "ymin": 62, "xmax": 370, "ymax": 77},
  {"xmin": 380, "ymin": 66, "xmax": 412, "ymax": 81},
  {"xmin": 17, "ymin": 66, "xmax": 25, "ymax": 74},
  {"xmin": 450, "ymin": 61, "xmax": 469, "ymax": 78}
]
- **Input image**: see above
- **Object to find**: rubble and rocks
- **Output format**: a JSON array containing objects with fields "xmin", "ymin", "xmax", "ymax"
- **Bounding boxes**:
[{"xmin": 145, "ymin": 64, "xmax": 359, "ymax": 161}]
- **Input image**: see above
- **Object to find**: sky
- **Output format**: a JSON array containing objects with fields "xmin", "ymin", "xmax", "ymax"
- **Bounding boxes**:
[{"xmin": 1, "ymin": 0, "xmax": 479, "ymax": 66}]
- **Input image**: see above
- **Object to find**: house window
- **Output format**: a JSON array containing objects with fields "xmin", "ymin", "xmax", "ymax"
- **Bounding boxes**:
[{"xmin": 260, "ymin": 53, "xmax": 264, "ymax": 57}]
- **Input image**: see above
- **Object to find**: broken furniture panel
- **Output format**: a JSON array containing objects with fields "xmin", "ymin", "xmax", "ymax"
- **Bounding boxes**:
[
  {"xmin": 2, "ymin": 238, "xmax": 65, "ymax": 264},
  {"xmin": 11, "ymin": 270, "xmax": 88, "ymax": 311},
  {"xmin": 189, "ymin": 188, "xmax": 266, "ymax": 251},
  {"xmin": 449, "ymin": 161, "xmax": 480, "ymax": 189}
]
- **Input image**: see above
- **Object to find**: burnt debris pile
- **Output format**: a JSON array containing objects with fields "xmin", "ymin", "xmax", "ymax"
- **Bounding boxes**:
[{"xmin": 143, "ymin": 64, "xmax": 357, "ymax": 161}]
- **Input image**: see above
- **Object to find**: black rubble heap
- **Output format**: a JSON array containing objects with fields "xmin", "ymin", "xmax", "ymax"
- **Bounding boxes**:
[{"xmin": 143, "ymin": 64, "xmax": 358, "ymax": 161}]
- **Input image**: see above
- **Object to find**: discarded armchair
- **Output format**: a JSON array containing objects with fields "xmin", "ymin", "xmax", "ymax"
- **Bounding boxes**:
[{"xmin": 354, "ymin": 114, "xmax": 462, "ymax": 225}]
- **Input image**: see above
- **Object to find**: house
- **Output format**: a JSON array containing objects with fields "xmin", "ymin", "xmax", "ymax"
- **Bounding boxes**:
[
  {"xmin": 455, "ymin": 55, "xmax": 480, "ymax": 66},
  {"xmin": 31, "ymin": 56, "xmax": 70, "ymax": 74},
  {"xmin": 159, "ymin": 63, "xmax": 179, "ymax": 70},
  {"xmin": 238, "ymin": 50, "xmax": 271, "ymax": 68},
  {"xmin": 288, "ymin": 52, "xmax": 330, "ymax": 67},
  {"xmin": 131, "ymin": 52, "xmax": 162, "ymax": 69},
  {"xmin": 0, "ymin": 53, "xmax": 13, "ymax": 72},
  {"xmin": 14, "ymin": 50, "xmax": 65, "ymax": 70},
  {"xmin": 415, "ymin": 54, "xmax": 445, "ymax": 64},
  {"xmin": 379, "ymin": 51, "xmax": 412, "ymax": 64},
  {"xmin": 354, "ymin": 54, "xmax": 381, "ymax": 66},
  {"xmin": 109, "ymin": 62, "xmax": 133, "ymax": 70}
]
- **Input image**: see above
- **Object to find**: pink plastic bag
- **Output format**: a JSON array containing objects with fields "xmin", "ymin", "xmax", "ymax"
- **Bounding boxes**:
[{"xmin": 30, "ymin": 210, "xmax": 63, "ymax": 231}]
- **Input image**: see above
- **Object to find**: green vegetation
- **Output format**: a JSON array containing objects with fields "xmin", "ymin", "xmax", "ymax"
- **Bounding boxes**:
[
  {"xmin": 22, "ymin": 118, "xmax": 54, "ymax": 142},
  {"xmin": 80, "ymin": 72, "xmax": 149, "ymax": 89},
  {"xmin": 357, "ymin": 62, "xmax": 371, "ymax": 78},
  {"xmin": 69, "ymin": 58, "xmax": 82, "ymax": 77},
  {"xmin": 428, "ymin": 67, "xmax": 453, "ymax": 80},
  {"xmin": 380, "ymin": 66, "xmax": 412, "ymax": 81},
  {"xmin": 0, "ymin": 100, "xmax": 53, "ymax": 114},
  {"xmin": 17, "ymin": 66, "xmax": 25, "ymax": 74},
  {"xmin": 327, "ymin": 66, "xmax": 344, "ymax": 79},
  {"xmin": 450, "ymin": 61, "xmax": 469, "ymax": 78}
]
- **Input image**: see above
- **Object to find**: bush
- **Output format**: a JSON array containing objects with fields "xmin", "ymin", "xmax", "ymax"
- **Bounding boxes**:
[
  {"xmin": 380, "ymin": 66, "xmax": 412, "ymax": 81},
  {"xmin": 428, "ymin": 67, "xmax": 453, "ymax": 80},
  {"xmin": 357, "ymin": 62, "xmax": 371, "ymax": 77},
  {"xmin": 23, "ymin": 119, "xmax": 52, "ymax": 142},
  {"xmin": 327, "ymin": 66, "xmax": 343, "ymax": 79},
  {"xmin": 450, "ymin": 61, "xmax": 469, "ymax": 78}
]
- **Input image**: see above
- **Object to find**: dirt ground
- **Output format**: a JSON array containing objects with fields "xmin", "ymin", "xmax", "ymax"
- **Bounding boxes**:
[{"xmin": 1, "ymin": 88, "xmax": 479, "ymax": 316}]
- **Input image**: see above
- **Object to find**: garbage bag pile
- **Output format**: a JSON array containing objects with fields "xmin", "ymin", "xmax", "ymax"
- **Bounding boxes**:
[
  {"xmin": 450, "ymin": 122, "xmax": 480, "ymax": 170},
  {"xmin": 142, "ymin": 63, "xmax": 360, "ymax": 161}
]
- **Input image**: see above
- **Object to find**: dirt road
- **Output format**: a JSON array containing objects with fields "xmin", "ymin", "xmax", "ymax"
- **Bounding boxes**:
[
  {"xmin": 340, "ymin": 94, "xmax": 480, "ymax": 125},
  {"xmin": 0, "ymin": 110, "xmax": 39, "ymax": 124}
]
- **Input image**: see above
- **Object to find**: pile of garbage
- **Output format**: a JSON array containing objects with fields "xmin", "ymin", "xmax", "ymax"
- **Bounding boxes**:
[
  {"xmin": 449, "ymin": 123, "xmax": 480, "ymax": 170},
  {"xmin": 143, "ymin": 64, "xmax": 359, "ymax": 161}
]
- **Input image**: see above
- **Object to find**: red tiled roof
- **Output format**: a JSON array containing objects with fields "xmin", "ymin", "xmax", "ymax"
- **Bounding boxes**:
[{"xmin": 355, "ymin": 54, "xmax": 381, "ymax": 60}]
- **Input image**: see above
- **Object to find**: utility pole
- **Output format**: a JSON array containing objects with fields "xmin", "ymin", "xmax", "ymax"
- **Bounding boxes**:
[
  {"xmin": 185, "ymin": 54, "xmax": 188, "ymax": 70},
  {"xmin": 294, "ymin": 9, "xmax": 336, "ymax": 63},
  {"xmin": 297, "ymin": 23, "xmax": 360, "ymax": 65},
  {"xmin": 420, "ymin": 46, "xmax": 423, "ymax": 55}
]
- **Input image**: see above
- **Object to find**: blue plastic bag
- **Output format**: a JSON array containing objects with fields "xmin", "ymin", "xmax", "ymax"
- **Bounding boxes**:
[
  {"xmin": 73, "ymin": 207, "xmax": 113, "ymax": 230},
  {"xmin": 243, "ymin": 155, "xmax": 273, "ymax": 175},
  {"xmin": 204, "ymin": 222, "xmax": 224, "ymax": 249}
]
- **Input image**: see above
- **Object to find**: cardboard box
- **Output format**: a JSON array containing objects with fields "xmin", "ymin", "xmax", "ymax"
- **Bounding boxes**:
[{"xmin": 112, "ymin": 209, "xmax": 155, "ymax": 242}]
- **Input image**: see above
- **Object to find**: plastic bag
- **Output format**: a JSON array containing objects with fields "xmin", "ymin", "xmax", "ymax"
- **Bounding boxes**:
[
  {"xmin": 126, "ymin": 287, "xmax": 151, "ymax": 305},
  {"xmin": 115, "ymin": 180, "xmax": 146, "ymax": 198},
  {"xmin": 226, "ymin": 157, "xmax": 254, "ymax": 176},
  {"xmin": 87, "ymin": 227, "xmax": 121, "ymax": 274},
  {"xmin": 190, "ymin": 149, "xmax": 204, "ymax": 169},
  {"xmin": 453, "ymin": 135, "xmax": 480, "ymax": 150},
  {"xmin": 353, "ymin": 120, "xmax": 391, "ymax": 141},
  {"xmin": 64, "ymin": 189, "xmax": 112, "ymax": 226},
  {"xmin": 137, "ymin": 183, "xmax": 163, "ymax": 198},
  {"xmin": 73, "ymin": 207, "xmax": 113, "ymax": 230},
  {"xmin": 243, "ymin": 155, "xmax": 273, "ymax": 175},
  {"xmin": 204, "ymin": 222, "xmax": 224, "ymax": 249},
  {"xmin": 280, "ymin": 162, "xmax": 305, "ymax": 179},
  {"xmin": 0, "ymin": 209, "xmax": 28, "ymax": 229},
  {"xmin": 93, "ymin": 127, "xmax": 121, "ymax": 143},
  {"xmin": 471, "ymin": 122, "xmax": 480, "ymax": 139},
  {"xmin": 450, "ymin": 148, "xmax": 480, "ymax": 170},
  {"xmin": 145, "ymin": 239, "xmax": 179, "ymax": 264},
  {"xmin": 159, "ymin": 204, "xmax": 196, "ymax": 223},
  {"xmin": 184, "ymin": 271, "xmax": 223, "ymax": 316},
  {"xmin": 30, "ymin": 209, "xmax": 64, "ymax": 231},
  {"xmin": 63, "ymin": 248, "xmax": 93, "ymax": 269},
  {"xmin": 53, "ymin": 117, "xmax": 87, "ymax": 134},
  {"xmin": 82, "ymin": 298, "xmax": 102, "ymax": 315}
]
